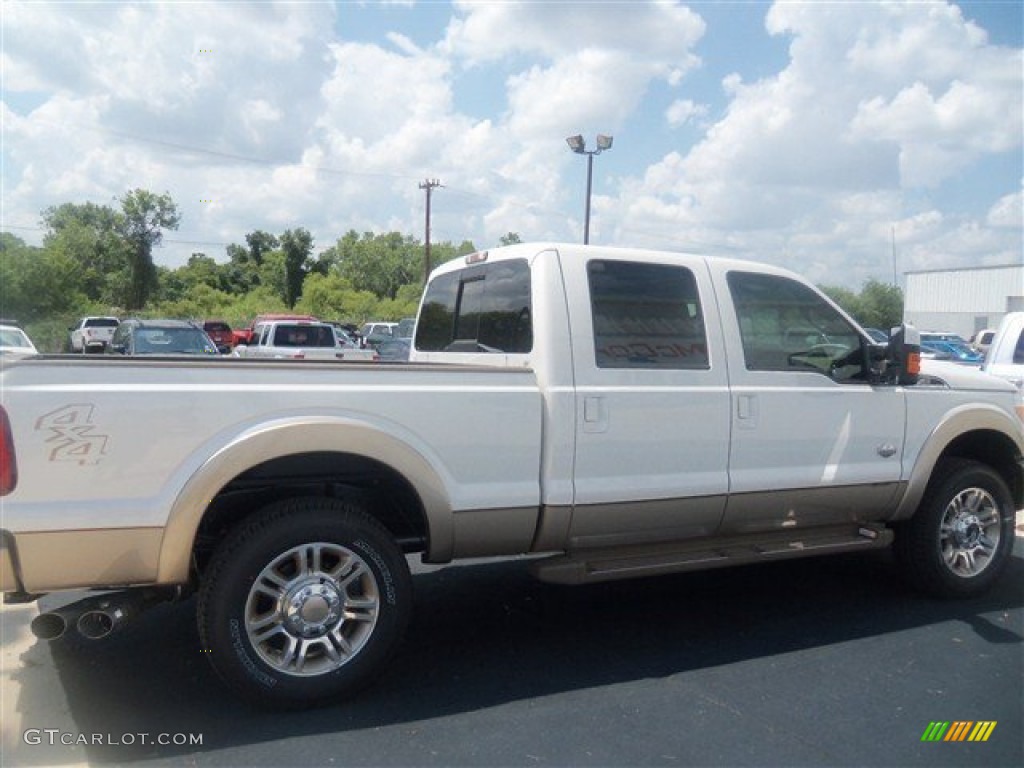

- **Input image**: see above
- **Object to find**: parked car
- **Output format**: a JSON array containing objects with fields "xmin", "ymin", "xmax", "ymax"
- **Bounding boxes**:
[
  {"xmin": 396, "ymin": 317, "xmax": 416, "ymax": 339},
  {"xmin": 0, "ymin": 324, "xmax": 38, "ymax": 358},
  {"xmin": 202, "ymin": 320, "xmax": 234, "ymax": 354},
  {"xmin": 234, "ymin": 320, "xmax": 378, "ymax": 361},
  {"xmin": 327, "ymin": 323, "xmax": 361, "ymax": 349},
  {"xmin": 360, "ymin": 321, "xmax": 399, "ymax": 350},
  {"xmin": 970, "ymin": 328, "xmax": 996, "ymax": 356},
  {"xmin": 983, "ymin": 313, "xmax": 1024, "ymax": 400},
  {"xmin": 921, "ymin": 340, "xmax": 984, "ymax": 365},
  {"xmin": 232, "ymin": 314, "xmax": 318, "ymax": 347},
  {"xmin": 69, "ymin": 316, "xmax": 119, "ymax": 353},
  {"xmin": 375, "ymin": 337, "xmax": 411, "ymax": 362},
  {"xmin": 107, "ymin": 318, "xmax": 219, "ymax": 356},
  {"xmin": 920, "ymin": 331, "xmax": 968, "ymax": 345}
]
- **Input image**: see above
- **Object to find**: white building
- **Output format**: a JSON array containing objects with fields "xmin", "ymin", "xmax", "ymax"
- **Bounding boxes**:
[{"xmin": 904, "ymin": 263, "xmax": 1024, "ymax": 339}]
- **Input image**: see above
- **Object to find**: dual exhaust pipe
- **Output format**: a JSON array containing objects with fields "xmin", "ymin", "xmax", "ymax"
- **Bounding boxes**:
[{"xmin": 30, "ymin": 589, "xmax": 167, "ymax": 641}]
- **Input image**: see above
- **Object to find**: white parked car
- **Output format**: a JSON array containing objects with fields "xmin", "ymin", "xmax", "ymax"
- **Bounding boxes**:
[
  {"xmin": 0, "ymin": 324, "xmax": 38, "ymax": 358},
  {"xmin": 970, "ymin": 328, "xmax": 996, "ymax": 356}
]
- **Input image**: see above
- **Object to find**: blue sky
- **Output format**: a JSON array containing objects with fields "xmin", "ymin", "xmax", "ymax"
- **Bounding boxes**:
[{"xmin": 2, "ymin": 1, "xmax": 1021, "ymax": 289}]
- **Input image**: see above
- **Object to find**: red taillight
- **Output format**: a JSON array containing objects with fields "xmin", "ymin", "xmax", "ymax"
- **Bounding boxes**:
[{"xmin": 0, "ymin": 406, "xmax": 17, "ymax": 496}]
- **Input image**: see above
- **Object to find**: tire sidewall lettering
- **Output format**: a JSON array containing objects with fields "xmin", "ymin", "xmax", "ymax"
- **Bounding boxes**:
[
  {"xmin": 229, "ymin": 618, "xmax": 278, "ymax": 689},
  {"xmin": 352, "ymin": 539, "xmax": 397, "ymax": 606}
]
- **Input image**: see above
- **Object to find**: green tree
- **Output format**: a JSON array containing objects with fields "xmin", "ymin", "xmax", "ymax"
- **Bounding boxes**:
[
  {"xmin": 821, "ymin": 280, "xmax": 903, "ymax": 331},
  {"xmin": 257, "ymin": 249, "xmax": 288, "ymax": 306},
  {"xmin": 857, "ymin": 279, "xmax": 903, "ymax": 330},
  {"xmin": 279, "ymin": 228, "xmax": 313, "ymax": 308},
  {"xmin": 41, "ymin": 201, "xmax": 130, "ymax": 305},
  {"xmin": 117, "ymin": 189, "xmax": 181, "ymax": 310},
  {"xmin": 245, "ymin": 230, "xmax": 278, "ymax": 266},
  {"xmin": 0, "ymin": 233, "xmax": 87, "ymax": 323},
  {"xmin": 499, "ymin": 232, "xmax": 522, "ymax": 246},
  {"xmin": 335, "ymin": 231, "xmax": 421, "ymax": 299}
]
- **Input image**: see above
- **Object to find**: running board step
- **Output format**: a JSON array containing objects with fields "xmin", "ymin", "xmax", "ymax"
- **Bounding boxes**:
[{"xmin": 529, "ymin": 524, "xmax": 893, "ymax": 585}]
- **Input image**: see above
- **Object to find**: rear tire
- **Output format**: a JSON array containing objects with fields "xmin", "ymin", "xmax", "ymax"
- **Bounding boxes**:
[
  {"xmin": 198, "ymin": 497, "xmax": 412, "ymax": 709},
  {"xmin": 895, "ymin": 459, "xmax": 1015, "ymax": 598}
]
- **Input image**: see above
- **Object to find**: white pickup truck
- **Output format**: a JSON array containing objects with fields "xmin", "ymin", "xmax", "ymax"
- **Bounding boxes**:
[
  {"xmin": 68, "ymin": 315, "xmax": 120, "ymax": 353},
  {"xmin": 233, "ymin": 319, "xmax": 378, "ymax": 362},
  {"xmin": 1, "ymin": 243, "xmax": 1021, "ymax": 708},
  {"xmin": 983, "ymin": 312, "xmax": 1024, "ymax": 396}
]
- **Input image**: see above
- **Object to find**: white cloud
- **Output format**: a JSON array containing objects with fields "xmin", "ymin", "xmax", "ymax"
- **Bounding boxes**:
[
  {"xmin": 986, "ymin": 187, "xmax": 1024, "ymax": 230},
  {"xmin": 666, "ymin": 99, "xmax": 708, "ymax": 127},
  {"xmin": 613, "ymin": 0, "xmax": 1022, "ymax": 285},
  {"xmin": 0, "ymin": 0, "xmax": 1019, "ymax": 289},
  {"xmin": 443, "ymin": 0, "xmax": 704, "ymax": 65}
]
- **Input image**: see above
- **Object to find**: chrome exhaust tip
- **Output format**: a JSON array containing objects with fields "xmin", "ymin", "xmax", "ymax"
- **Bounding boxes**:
[
  {"xmin": 76, "ymin": 609, "xmax": 117, "ymax": 640},
  {"xmin": 30, "ymin": 611, "xmax": 69, "ymax": 640},
  {"xmin": 29, "ymin": 588, "xmax": 173, "ymax": 642}
]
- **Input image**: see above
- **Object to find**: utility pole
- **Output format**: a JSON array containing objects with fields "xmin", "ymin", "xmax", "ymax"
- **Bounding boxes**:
[{"xmin": 419, "ymin": 179, "xmax": 442, "ymax": 283}]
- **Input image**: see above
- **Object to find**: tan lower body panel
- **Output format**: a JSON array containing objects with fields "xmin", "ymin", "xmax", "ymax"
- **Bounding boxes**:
[
  {"xmin": 451, "ymin": 506, "xmax": 541, "ymax": 559},
  {"xmin": 10, "ymin": 528, "xmax": 164, "ymax": 593}
]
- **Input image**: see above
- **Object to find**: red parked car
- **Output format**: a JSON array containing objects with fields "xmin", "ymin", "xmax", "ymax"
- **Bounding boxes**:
[{"xmin": 202, "ymin": 320, "xmax": 234, "ymax": 354}]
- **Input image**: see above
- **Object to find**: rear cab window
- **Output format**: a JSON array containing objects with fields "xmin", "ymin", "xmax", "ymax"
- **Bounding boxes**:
[
  {"xmin": 272, "ymin": 324, "xmax": 336, "ymax": 348},
  {"xmin": 415, "ymin": 259, "xmax": 532, "ymax": 354}
]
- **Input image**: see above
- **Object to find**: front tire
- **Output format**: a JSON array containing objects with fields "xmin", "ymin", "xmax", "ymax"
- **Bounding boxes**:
[
  {"xmin": 896, "ymin": 459, "xmax": 1015, "ymax": 598},
  {"xmin": 198, "ymin": 497, "xmax": 412, "ymax": 708}
]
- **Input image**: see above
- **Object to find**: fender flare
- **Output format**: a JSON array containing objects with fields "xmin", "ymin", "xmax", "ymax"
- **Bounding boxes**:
[
  {"xmin": 156, "ymin": 416, "xmax": 453, "ymax": 584},
  {"xmin": 893, "ymin": 403, "xmax": 1024, "ymax": 521}
]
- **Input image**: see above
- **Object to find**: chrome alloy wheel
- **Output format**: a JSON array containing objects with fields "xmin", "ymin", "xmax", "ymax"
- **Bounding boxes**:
[
  {"xmin": 245, "ymin": 543, "xmax": 380, "ymax": 677},
  {"xmin": 939, "ymin": 487, "xmax": 1001, "ymax": 578}
]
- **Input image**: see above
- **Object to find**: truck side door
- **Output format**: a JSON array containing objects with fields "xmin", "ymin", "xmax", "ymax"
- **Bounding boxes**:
[
  {"xmin": 715, "ymin": 268, "xmax": 906, "ymax": 533},
  {"xmin": 562, "ymin": 254, "xmax": 731, "ymax": 549}
]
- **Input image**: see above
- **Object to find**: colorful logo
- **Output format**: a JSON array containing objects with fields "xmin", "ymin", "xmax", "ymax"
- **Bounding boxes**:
[{"xmin": 921, "ymin": 721, "xmax": 997, "ymax": 742}]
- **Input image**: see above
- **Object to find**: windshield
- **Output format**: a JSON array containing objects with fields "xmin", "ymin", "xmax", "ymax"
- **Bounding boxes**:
[
  {"xmin": 0, "ymin": 328, "xmax": 33, "ymax": 349},
  {"xmin": 135, "ymin": 327, "xmax": 217, "ymax": 354}
]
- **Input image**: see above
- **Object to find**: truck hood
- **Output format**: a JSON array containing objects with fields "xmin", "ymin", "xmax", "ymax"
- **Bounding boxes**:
[{"xmin": 919, "ymin": 359, "xmax": 1017, "ymax": 393}]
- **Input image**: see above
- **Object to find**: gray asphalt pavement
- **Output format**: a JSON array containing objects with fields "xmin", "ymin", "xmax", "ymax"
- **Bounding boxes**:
[{"xmin": 2, "ymin": 525, "xmax": 1022, "ymax": 768}]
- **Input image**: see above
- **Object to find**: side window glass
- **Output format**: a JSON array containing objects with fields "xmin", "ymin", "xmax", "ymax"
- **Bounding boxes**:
[
  {"xmin": 1013, "ymin": 329, "xmax": 1024, "ymax": 365},
  {"xmin": 727, "ymin": 271, "xmax": 864, "ymax": 382},
  {"xmin": 416, "ymin": 272, "xmax": 460, "ymax": 351},
  {"xmin": 587, "ymin": 260, "xmax": 709, "ymax": 370},
  {"xmin": 415, "ymin": 260, "xmax": 532, "ymax": 353}
]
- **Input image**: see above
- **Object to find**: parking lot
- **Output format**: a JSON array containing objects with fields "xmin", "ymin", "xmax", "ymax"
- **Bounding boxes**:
[{"xmin": 2, "ymin": 515, "xmax": 1022, "ymax": 768}]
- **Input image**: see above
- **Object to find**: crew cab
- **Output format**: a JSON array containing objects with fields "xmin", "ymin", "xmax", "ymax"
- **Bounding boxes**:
[
  {"xmin": 233, "ymin": 320, "xmax": 378, "ymax": 361},
  {"xmin": 1, "ymin": 243, "xmax": 1021, "ymax": 709}
]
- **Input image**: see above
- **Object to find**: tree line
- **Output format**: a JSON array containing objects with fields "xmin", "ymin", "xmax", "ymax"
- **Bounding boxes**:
[
  {"xmin": 0, "ymin": 188, "xmax": 901, "ymax": 352},
  {"xmin": 0, "ymin": 189, "xmax": 502, "ymax": 352}
]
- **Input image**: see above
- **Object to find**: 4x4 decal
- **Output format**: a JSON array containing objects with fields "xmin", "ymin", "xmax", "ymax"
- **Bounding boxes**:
[{"xmin": 35, "ymin": 404, "xmax": 109, "ymax": 465}]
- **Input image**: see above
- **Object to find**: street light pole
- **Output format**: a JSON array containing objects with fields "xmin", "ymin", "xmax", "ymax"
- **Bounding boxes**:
[{"xmin": 566, "ymin": 134, "xmax": 613, "ymax": 245}]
